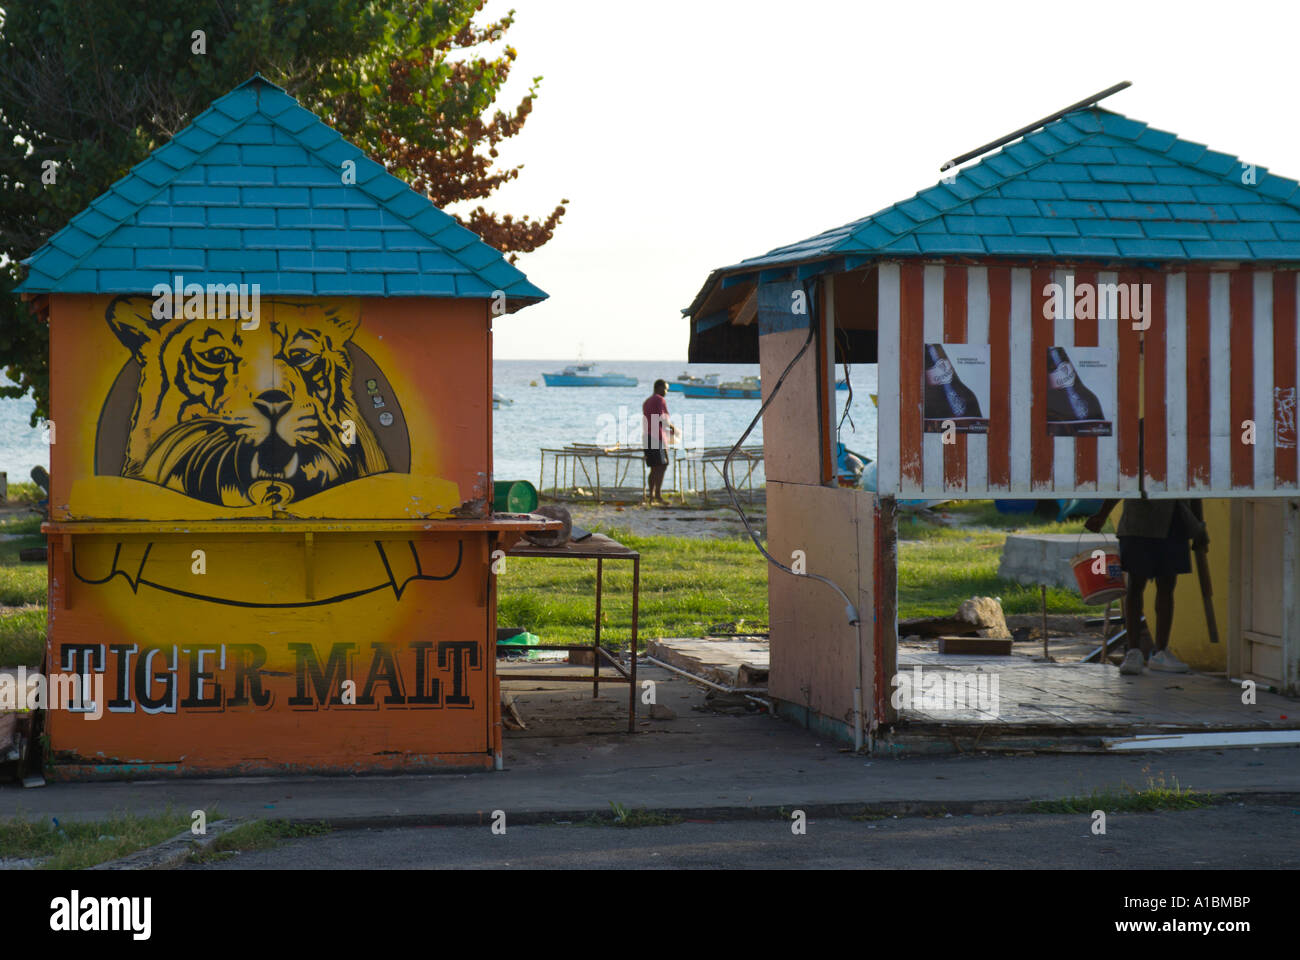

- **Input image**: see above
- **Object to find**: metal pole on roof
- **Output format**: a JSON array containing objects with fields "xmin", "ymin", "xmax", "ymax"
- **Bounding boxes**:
[{"xmin": 939, "ymin": 81, "xmax": 1132, "ymax": 172}]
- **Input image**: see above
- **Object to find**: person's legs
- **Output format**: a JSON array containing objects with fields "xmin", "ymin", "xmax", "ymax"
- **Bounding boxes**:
[
  {"xmin": 1124, "ymin": 573, "xmax": 1147, "ymax": 652},
  {"xmin": 648, "ymin": 464, "xmax": 666, "ymax": 501},
  {"xmin": 1153, "ymin": 574, "xmax": 1177, "ymax": 653}
]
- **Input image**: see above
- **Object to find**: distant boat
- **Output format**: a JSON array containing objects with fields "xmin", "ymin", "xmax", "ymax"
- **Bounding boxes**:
[
  {"xmin": 680, "ymin": 375, "xmax": 761, "ymax": 399},
  {"xmin": 541, "ymin": 363, "xmax": 638, "ymax": 387},
  {"xmin": 668, "ymin": 371, "xmax": 719, "ymax": 392},
  {"xmin": 836, "ymin": 379, "xmax": 850, "ymax": 390},
  {"xmin": 493, "ymin": 392, "xmax": 512, "ymax": 409}
]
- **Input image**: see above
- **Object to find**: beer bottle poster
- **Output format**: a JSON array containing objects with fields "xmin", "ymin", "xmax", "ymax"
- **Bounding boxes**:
[
  {"xmin": 923, "ymin": 343, "xmax": 989, "ymax": 434},
  {"xmin": 1046, "ymin": 345, "xmax": 1114, "ymax": 437}
]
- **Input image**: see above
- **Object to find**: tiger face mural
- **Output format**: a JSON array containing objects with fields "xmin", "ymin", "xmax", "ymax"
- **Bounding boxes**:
[{"xmin": 104, "ymin": 296, "xmax": 388, "ymax": 507}]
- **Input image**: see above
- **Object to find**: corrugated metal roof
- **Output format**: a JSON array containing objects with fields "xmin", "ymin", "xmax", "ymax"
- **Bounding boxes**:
[
  {"xmin": 686, "ymin": 106, "xmax": 1300, "ymax": 317},
  {"xmin": 16, "ymin": 75, "xmax": 546, "ymax": 307}
]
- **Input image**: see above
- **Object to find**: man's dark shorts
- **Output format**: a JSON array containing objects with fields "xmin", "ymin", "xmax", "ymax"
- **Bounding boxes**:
[
  {"xmin": 1118, "ymin": 509, "xmax": 1191, "ymax": 579},
  {"xmin": 644, "ymin": 447, "xmax": 669, "ymax": 468}
]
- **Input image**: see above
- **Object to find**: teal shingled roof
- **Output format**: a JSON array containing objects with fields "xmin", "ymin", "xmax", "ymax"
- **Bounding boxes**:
[
  {"xmin": 16, "ymin": 75, "xmax": 546, "ymax": 307},
  {"xmin": 687, "ymin": 106, "xmax": 1300, "ymax": 315}
]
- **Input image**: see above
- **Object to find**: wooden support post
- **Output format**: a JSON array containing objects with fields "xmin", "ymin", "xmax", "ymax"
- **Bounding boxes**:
[
  {"xmin": 593, "ymin": 557, "xmax": 603, "ymax": 698},
  {"xmin": 630, "ymin": 556, "xmax": 640, "ymax": 734}
]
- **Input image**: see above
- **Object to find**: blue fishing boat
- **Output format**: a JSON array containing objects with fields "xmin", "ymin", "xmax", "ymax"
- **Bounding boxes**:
[
  {"xmin": 680, "ymin": 375, "xmax": 761, "ymax": 399},
  {"xmin": 668, "ymin": 371, "xmax": 719, "ymax": 392},
  {"xmin": 541, "ymin": 363, "xmax": 638, "ymax": 387}
]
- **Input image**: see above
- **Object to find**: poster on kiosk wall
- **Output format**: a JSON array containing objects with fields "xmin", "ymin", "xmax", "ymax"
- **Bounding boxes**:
[
  {"xmin": 923, "ymin": 342, "xmax": 990, "ymax": 434},
  {"xmin": 1046, "ymin": 345, "xmax": 1114, "ymax": 437}
]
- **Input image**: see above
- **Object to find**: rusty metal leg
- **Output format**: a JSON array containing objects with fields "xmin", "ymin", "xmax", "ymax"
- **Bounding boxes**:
[
  {"xmin": 630, "ymin": 556, "xmax": 640, "ymax": 733},
  {"xmin": 593, "ymin": 556, "xmax": 602, "ymax": 699}
]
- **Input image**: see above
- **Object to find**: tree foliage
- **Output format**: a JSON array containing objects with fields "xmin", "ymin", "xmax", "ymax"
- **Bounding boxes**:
[{"xmin": 0, "ymin": 0, "xmax": 564, "ymax": 423}]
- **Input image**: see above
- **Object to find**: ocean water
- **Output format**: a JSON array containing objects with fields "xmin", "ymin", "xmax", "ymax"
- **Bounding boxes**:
[
  {"xmin": 492, "ymin": 360, "xmax": 879, "ymax": 487},
  {"xmin": 0, "ymin": 362, "xmax": 879, "ymax": 490}
]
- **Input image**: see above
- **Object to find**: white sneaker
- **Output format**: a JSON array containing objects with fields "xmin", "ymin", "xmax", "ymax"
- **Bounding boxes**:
[
  {"xmin": 1148, "ymin": 649, "xmax": 1191, "ymax": 673},
  {"xmin": 1119, "ymin": 649, "xmax": 1145, "ymax": 675}
]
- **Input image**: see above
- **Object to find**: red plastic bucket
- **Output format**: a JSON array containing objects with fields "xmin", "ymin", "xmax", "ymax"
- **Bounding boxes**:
[{"xmin": 1070, "ymin": 549, "xmax": 1125, "ymax": 605}]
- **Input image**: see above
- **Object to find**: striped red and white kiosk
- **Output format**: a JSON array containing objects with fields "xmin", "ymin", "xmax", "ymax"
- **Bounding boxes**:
[{"xmin": 686, "ymin": 94, "xmax": 1300, "ymax": 744}]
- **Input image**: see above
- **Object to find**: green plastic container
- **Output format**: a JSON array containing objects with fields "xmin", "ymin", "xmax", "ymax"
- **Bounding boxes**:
[{"xmin": 493, "ymin": 480, "xmax": 538, "ymax": 514}]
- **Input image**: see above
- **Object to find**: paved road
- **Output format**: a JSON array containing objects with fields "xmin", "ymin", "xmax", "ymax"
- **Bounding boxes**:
[{"xmin": 189, "ymin": 803, "xmax": 1300, "ymax": 869}]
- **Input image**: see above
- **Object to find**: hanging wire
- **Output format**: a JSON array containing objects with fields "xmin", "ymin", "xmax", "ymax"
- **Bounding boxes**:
[{"xmin": 722, "ymin": 280, "xmax": 860, "ymax": 625}]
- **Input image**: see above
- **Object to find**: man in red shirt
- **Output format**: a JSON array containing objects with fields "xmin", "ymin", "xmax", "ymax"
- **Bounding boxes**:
[{"xmin": 642, "ymin": 379, "xmax": 677, "ymax": 504}]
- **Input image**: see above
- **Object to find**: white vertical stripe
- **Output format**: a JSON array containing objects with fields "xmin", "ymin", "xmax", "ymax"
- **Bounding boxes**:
[
  {"xmin": 922, "ymin": 264, "xmax": 944, "ymax": 494},
  {"xmin": 877, "ymin": 263, "xmax": 901, "ymax": 496},
  {"xmin": 1053, "ymin": 268, "xmax": 1075, "ymax": 492},
  {"xmin": 1209, "ymin": 272, "xmax": 1232, "ymax": 493},
  {"xmin": 1165, "ymin": 272, "xmax": 1188, "ymax": 494},
  {"xmin": 1097, "ymin": 271, "xmax": 1120, "ymax": 494},
  {"xmin": 1253, "ymin": 271, "xmax": 1275, "ymax": 492},
  {"xmin": 1009, "ymin": 268, "xmax": 1032, "ymax": 493},
  {"xmin": 966, "ymin": 266, "xmax": 989, "ymax": 495},
  {"xmin": 1294, "ymin": 273, "xmax": 1300, "ymax": 492}
]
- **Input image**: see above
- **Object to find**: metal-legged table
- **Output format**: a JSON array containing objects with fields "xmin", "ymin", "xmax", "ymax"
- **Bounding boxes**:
[{"xmin": 499, "ymin": 533, "xmax": 640, "ymax": 732}]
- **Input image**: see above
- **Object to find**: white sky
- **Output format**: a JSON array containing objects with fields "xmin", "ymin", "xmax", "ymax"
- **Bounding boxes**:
[{"xmin": 469, "ymin": 0, "xmax": 1300, "ymax": 360}]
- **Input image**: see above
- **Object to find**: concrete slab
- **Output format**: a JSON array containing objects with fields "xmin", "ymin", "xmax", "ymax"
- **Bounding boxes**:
[
  {"xmin": 895, "ymin": 649, "xmax": 1300, "ymax": 735},
  {"xmin": 998, "ymin": 533, "xmax": 1117, "ymax": 590},
  {"xmin": 645, "ymin": 637, "xmax": 769, "ymax": 688}
]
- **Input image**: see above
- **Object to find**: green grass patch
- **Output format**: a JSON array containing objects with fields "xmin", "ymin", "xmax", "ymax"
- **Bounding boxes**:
[
  {"xmin": 0, "ymin": 512, "xmax": 42, "ymax": 535},
  {"xmin": 188, "ymin": 819, "xmax": 332, "ymax": 864},
  {"xmin": 0, "ymin": 506, "xmax": 50, "ymax": 666},
  {"xmin": 1030, "ymin": 777, "xmax": 1209, "ymax": 814},
  {"xmin": 0, "ymin": 511, "xmax": 47, "ymax": 610},
  {"xmin": 4, "ymin": 482, "xmax": 44, "ymax": 505},
  {"xmin": 0, "ymin": 809, "xmax": 200, "ymax": 870},
  {"xmin": 0, "ymin": 564, "xmax": 46, "ymax": 607},
  {"xmin": 897, "ymin": 500, "xmax": 1114, "ymax": 618},
  {"xmin": 498, "ymin": 526, "xmax": 769, "ymax": 647},
  {"xmin": 0, "ymin": 608, "xmax": 45, "ymax": 667},
  {"xmin": 576, "ymin": 801, "xmax": 684, "ymax": 828}
]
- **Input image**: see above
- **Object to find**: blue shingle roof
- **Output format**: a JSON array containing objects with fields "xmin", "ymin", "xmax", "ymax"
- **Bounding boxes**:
[
  {"xmin": 16, "ymin": 75, "xmax": 546, "ymax": 307},
  {"xmin": 723, "ymin": 107, "xmax": 1300, "ymax": 277}
]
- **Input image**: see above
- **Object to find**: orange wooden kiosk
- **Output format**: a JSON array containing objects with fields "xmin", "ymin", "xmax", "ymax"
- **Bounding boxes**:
[{"xmin": 16, "ymin": 76, "xmax": 553, "ymax": 778}]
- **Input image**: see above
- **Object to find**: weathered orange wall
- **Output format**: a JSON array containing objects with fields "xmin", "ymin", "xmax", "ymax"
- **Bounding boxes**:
[
  {"xmin": 43, "ymin": 293, "xmax": 500, "ymax": 776},
  {"xmin": 766, "ymin": 481, "xmax": 882, "ymax": 739},
  {"xmin": 45, "ymin": 533, "xmax": 494, "ymax": 774}
]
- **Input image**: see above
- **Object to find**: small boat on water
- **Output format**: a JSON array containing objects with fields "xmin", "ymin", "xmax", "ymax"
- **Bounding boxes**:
[
  {"xmin": 680, "ymin": 375, "xmax": 761, "ymax": 399},
  {"xmin": 541, "ymin": 363, "xmax": 638, "ymax": 387},
  {"xmin": 492, "ymin": 392, "xmax": 512, "ymax": 409},
  {"xmin": 668, "ymin": 371, "xmax": 719, "ymax": 392}
]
